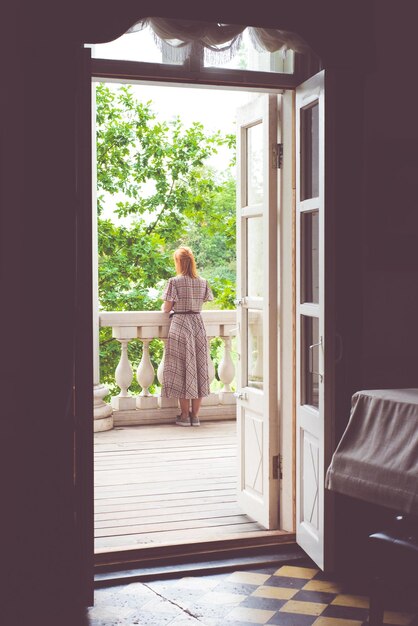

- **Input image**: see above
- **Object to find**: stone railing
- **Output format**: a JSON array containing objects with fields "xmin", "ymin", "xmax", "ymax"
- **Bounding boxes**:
[{"xmin": 96, "ymin": 310, "xmax": 237, "ymax": 429}]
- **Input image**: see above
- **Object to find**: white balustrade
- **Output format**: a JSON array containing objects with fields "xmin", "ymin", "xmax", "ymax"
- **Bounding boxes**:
[{"xmin": 99, "ymin": 310, "xmax": 237, "ymax": 426}]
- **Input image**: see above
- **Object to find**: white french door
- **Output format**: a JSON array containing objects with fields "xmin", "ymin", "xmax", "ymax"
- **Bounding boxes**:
[
  {"xmin": 295, "ymin": 70, "xmax": 334, "ymax": 570},
  {"xmin": 235, "ymin": 94, "xmax": 280, "ymax": 529}
]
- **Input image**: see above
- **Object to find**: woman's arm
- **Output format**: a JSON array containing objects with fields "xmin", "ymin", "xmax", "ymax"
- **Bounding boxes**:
[
  {"xmin": 161, "ymin": 277, "xmax": 176, "ymax": 312},
  {"xmin": 161, "ymin": 300, "xmax": 173, "ymax": 313}
]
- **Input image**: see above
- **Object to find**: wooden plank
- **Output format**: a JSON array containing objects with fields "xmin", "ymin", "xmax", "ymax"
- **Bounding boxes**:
[
  {"xmin": 95, "ymin": 478, "xmax": 236, "ymax": 498},
  {"xmin": 96, "ymin": 515, "xmax": 260, "ymax": 538},
  {"xmin": 94, "ymin": 444, "xmax": 236, "ymax": 456},
  {"xmin": 96, "ymin": 504, "xmax": 244, "ymax": 527},
  {"xmin": 95, "ymin": 425, "xmax": 235, "ymax": 442},
  {"xmin": 94, "ymin": 457, "xmax": 236, "ymax": 471},
  {"xmin": 95, "ymin": 495, "xmax": 237, "ymax": 516},
  {"xmin": 95, "ymin": 469, "xmax": 236, "ymax": 487},
  {"xmin": 95, "ymin": 422, "xmax": 235, "ymax": 439},
  {"xmin": 95, "ymin": 489, "xmax": 236, "ymax": 510},
  {"xmin": 95, "ymin": 523, "xmax": 264, "ymax": 548},
  {"xmin": 95, "ymin": 487, "xmax": 237, "ymax": 504},
  {"xmin": 94, "ymin": 450, "xmax": 236, "ymax": 465}
]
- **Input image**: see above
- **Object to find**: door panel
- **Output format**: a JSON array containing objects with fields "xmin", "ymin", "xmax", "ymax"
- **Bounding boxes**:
[
  {"xmin": 295, "ymin": 70, "xmax": 334, "ymax": 570},
  {"xmin": 236, "ymin": 94, "xmax": 280, "ymax": 529},
  {"xmin": 74, "ymin": 46, "xmax": 94, "ymax": 605}
]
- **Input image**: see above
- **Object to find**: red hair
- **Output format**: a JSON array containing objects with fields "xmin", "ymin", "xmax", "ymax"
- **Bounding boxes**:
[{"xmin": 174, "ymin": 247, "xmax": 198, "ymax": 278}]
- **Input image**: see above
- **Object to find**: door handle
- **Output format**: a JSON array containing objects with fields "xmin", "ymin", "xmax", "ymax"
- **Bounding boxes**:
[
  {"xmin": 308, "ymin": 338, "xmax": 323, "ymax": 382},
  {"xmin": 234, "ymin": 391, "xmax": 247, "ymax": 401}
]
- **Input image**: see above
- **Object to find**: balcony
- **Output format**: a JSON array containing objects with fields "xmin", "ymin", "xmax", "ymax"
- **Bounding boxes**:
[
  {"xmin": 95, "ymin": 309, "xmax": 237, "ymax": 430},
  {"xmin": 94, "ymin": 310, "xmax": 249, "ymax": 553},
  {"xmin": 93, "ymin": 310, "xmax": 293, "ymax": 554}
]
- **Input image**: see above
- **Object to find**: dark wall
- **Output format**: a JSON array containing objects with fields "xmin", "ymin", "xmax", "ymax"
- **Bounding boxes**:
[
  {"xmin": 1, "ymin": 0, "xmax": 417, "ymax": 622},
  {"xmin": 362, "ymin": 0, "xmax": 418, "ymax": 389},
  {"xmin": 1, "ymin": 3, "xmax": 86, "ymax": 625},
  {"xmin": 335, "ymin": 0, "xmax": 418, "ymax": 575}
]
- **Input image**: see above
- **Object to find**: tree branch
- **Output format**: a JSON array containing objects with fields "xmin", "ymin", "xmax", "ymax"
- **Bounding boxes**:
[
  {"xmin": 144, "ymin": 179, "xmax": 176, "ymax": 235},
  {"xmin": 99, "ymin": 338, "xmax": 116, "ymax": 346}
]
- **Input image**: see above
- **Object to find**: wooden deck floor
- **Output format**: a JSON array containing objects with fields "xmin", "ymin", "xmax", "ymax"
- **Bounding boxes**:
[{"xmin": 94, "ymin": 421, "xmax": 265, "ymax": 551}]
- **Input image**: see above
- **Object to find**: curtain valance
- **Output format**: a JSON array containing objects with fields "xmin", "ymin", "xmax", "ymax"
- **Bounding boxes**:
[{"xmin": 127, "ymin": 18, "xmax": 309, "ymax": 65}]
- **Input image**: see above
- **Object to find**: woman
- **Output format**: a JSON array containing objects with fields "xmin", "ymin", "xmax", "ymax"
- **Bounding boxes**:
[{"xmin": 161, "ymin": 246, "xmax": 214, "ymax": 426}]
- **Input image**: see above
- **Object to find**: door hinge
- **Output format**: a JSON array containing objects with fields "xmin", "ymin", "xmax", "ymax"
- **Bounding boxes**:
[
  {"xmin": 273, "ymin": 143, "xmax": 283, "ymax": 169},
  {"xmin": 272, "ymin": 454, "xmax": 283, "ymax": 480}
]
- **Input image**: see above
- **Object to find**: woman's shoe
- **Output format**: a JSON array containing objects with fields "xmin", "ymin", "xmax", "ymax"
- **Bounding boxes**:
[
  {"xmin": 176, "ymin": 414, "xmax": 191, "ymax": 427},
  {"xmin": 190, "ymin": 413, "xmax": 200, "ymax": 426}
]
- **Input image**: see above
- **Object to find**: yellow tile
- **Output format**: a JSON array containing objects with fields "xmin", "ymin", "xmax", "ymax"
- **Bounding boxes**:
[
  {"xmin": 383, "ymin": 610, "xmax": 416, "ymax": 625},
  {"xmin": 226, "ymin": 606, "xmax": 276, "ymax": 624},
  {"xmin": 252, "ymin": 585, "xmax": 298, "ymax": 600},
  {"xmin": 274, "ymin": 565, "xmax": 319, "ymax": 579},
  {"xmin": 313, "ymin": 618, "xmax": 363, "ymax": 626},
  {"xmin": 331, "ymin": 594, "xmax": 370, "ymax": 608},
  {"xmin": 280, "ymin": 599, "xmax": 327, "ymax": 616},
  {"xmin": 200, "ymin": 591, "xmax": 246, "ymax": 605},
  {"xmin": 303, "ymin": 579, "xmax": 344, "ymax": 593},
  {"xmin": 227, "ymin": 571, "xmax": 270, "ymax": 585}
]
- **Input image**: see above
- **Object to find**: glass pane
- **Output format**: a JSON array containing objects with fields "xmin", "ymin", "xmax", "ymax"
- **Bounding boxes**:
[
  {"xmin": 300, "ymin": 102, "xmax": 319, "ymax": 200},
  {"xmin": 247, "ymin": 217, "xmax": 264, "ymax": 297},
  {"xmin": 302, "ymin": 316, "xmax": 319, "ymax": 408},
  {"xmin": 247, "ymin": 123, "xmax": 263, "ymax": 205},
  {"xmin": 204, "ymin": 29, "xmax": 294, "ymax": 74},
  {"xmin": 90, "ymin": 29, "xmax": 182, "ymax": 64},
  {"xmin": 301, "ymin": 211, "xmax": 319, "ymax": 304},
  {"xmin": 247, "ymin": 309, "xmax": 263, "ymax": 389}
]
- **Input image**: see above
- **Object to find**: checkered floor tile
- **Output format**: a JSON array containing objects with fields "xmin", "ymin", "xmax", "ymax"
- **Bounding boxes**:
[{"xmin": 88, "ymin": 564, "xmax": 418, "ymax": 626}]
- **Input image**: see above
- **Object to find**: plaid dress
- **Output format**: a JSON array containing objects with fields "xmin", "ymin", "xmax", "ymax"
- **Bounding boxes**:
[{"xmin": 161, "ymin": 275, "xmax": 214, "ymax": 399}]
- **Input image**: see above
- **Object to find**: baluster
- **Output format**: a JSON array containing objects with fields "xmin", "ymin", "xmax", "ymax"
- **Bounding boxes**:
[
  {"xmin": 218, "ymin": 336, "xmax": 236, "ymax": 404},
  {"xmin": 94, "ymin": 383, "xmax": 113, "ymax": 432},
  {"xmin": 111, "ymin": 338, "xmax": 136, "ymax": 410},
  {"xmin": 202, "ymin": 336, "xmax": 218, "ymax": 406},
  {"xmin": 136, "ymin": 339, "xmax": 158, "ymax": 409}
]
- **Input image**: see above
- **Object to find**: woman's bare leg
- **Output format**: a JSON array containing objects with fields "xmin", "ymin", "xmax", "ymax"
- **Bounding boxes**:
[
  {"xmin": 191, "ymin": 398, "xmax": 202, "ymax": 417},
  {"xmin": 179, "ymin": 398, "xmax": 190, "ymax": 418}
]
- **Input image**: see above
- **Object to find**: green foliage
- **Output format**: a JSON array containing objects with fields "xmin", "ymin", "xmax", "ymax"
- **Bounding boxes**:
[{"xmin": 96, "ymin": 83, "xmax": 237, "ymax": 394}]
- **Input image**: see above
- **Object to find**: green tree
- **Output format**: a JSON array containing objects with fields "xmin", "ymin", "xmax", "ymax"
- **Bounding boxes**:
[
  {"xmin": 186, "ymin": 173, "xmax": 236, "ymax": 308},
  {"xmin": 96, "ymin": 83, "xmax": 236, "ymax": 394}
]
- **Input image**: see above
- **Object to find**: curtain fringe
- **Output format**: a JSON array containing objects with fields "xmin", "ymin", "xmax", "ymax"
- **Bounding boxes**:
[{"xmin": 127, "ymin": 18, "xmax": 309, "ymax": 62}]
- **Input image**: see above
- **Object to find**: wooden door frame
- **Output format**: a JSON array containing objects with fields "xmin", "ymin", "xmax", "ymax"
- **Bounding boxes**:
[
  {"xmin": 75, "ymin": 46, "xmax": 95, "ymax": 604},
  {"xmin": 87, "ymin": 59, "xmax": 312, "ymax": 572}
]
